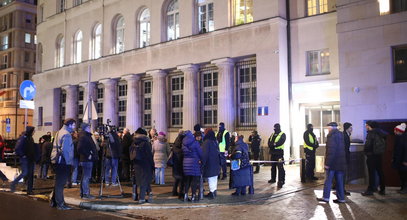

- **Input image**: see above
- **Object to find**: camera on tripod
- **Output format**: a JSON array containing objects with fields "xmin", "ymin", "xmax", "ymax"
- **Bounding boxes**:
[{"xmin": 97, "ymin": 119, "xmax": 117, "ymax": 138}]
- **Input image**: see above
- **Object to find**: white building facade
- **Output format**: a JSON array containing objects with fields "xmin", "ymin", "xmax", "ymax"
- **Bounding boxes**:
[{"xmin": 33, "ymin": 0, "xmax": 407, "ymax": 160}]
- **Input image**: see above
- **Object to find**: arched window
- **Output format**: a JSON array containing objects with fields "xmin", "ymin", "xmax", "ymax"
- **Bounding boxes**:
[
  {"xmin": 166, "ymin": 0, "xmax": 179, "ymax": 41},
  {"xmin": 92, "ymin": 24, "xmax": 102, "ymax": 59},
  {"xmin": 73, "ymin": 30, "xmax": 82, "ymax": 63},
  {"xmin": 139, "ymin": 8, "xmax": 150, "ymax": 48},
  {"xmin": 115, "ymin": 16, "xmax": 125, "ymax": 54},
  {"xmin": 56, "ymin": 35, "xmax": 64, "ymax": 67}
]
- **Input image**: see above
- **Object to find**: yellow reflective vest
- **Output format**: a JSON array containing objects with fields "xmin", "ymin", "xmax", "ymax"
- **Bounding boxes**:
[
  {"xmin": 304, "ymin": 133, "xmax": 316, "ymax": 151},
  {"xmin": 269, "ymin": 132, "xmax": 284, "ymax": 150}
]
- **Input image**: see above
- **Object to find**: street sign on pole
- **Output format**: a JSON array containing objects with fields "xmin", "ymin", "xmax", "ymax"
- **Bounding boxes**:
[{"xmin": 19, "ymin": 80, "xmax": 36, "ymax": 100}]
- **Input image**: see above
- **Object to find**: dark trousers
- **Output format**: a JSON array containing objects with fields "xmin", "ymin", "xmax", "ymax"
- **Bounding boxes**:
[
  {"xmin": 12, "ymin": 158, "xmax": 35, "ymax": 193},
  {"xmin": 51, "ymin": 164, "xmax": 70, "ymax": 207},
  {"xmin": 219, "ymin": 153, "xmax": 227, "ymax": 177},
  {"xmin": 366, "ymin": 154, "xmax": 385, "ymax": 192},
  {"xmin": 173, "ymin": 178, "xmax": 184, "ymax": 194},
  {"xmin": 253, "ymin": 151, "xmax": 260, "ymax": 172},
  {"xmin": 121, "ymin": 159, "xmax": 130, "ymax": 181},
  {"xmin": 305, "ymin": 150, "xmax": 316, "ymax": 178},
  {"xmin": 271, "ymin": 154, "xmax": 285, "ymax": 183},
  {"xmin": 80, "ymin": 162, "xmax": 93, "ymax": 196},
  {"xmin": 184, "ymin": 176, "xmax": 200, "ymax": 196},
  {"xmin": 399, "ymin": 170, "xmax": 407, "ymax": 190},
  {"xmin": 235, "ymin": 186, "xmax": 247, "ymax": 195}
]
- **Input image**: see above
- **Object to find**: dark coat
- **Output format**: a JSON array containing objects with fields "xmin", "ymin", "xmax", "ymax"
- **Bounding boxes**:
[
  {"xmin": 182, "ymin": 131, "xmax": 202, "ymax": 177},
  {"xmin": 216, "ymin": 129, "xmax": 230, "ymax": 152},
  {"xmin": 15, "ymin": 127, "xmax": 40, "ymax": 162},
  {"xmin": 364, "ymin": 128, "xmax": 387, "ymax": 155},
  {"xmin": 393, "ymin": 132, "xmax": 407, "ymax": 171},
  {"xmin": 268, "ymin": 130, "xmax": 286, "ymax": 155},
  {"xmin": 77, "ymin": 131, "xmax": 98, "ymax": 162},
  {"xmin": 130, "ymin": 134, "xmax": 154, "ymax": 186},
  {"xmin": 325, "ymin": 129, "xmax": 346, "ymax": 171},
  {"xmin": 249, "ymin": 134, "xmax": 261, "ymax": 153},
  {"xmin": 344, "ymin": 131, "xmax": 351, "ymax": 163},
  {"xmin": 40, "ymin": 141, "xmax": 52, "ymax": 164},
  {"xmin": 201, "ymin": 131, "xmax": 220, "ymax": 178},
  {"xmin": 121, "ymin": 132, "xmax": 133, "ymax": 161},
  {"xmin": 231, "ymin": 139, "xmax": 251, "ymax": 188},
  {"xmin": 172, "ymin": 133, "xmax": 185, "ymax": 179},
  {"xmin": 104, "ymin": 132, "xmax": 122, "ymax": 159}
]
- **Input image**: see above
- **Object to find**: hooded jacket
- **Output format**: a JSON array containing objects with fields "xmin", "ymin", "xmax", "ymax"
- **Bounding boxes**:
[
  {"xmin": 325, "ymin": 129, "xmax": 346, "ymax": 171},
  {"xmin": 201, "ymin": 130, "xmax": 220, "ymax": 178},
  {"xmin": 182, "ymin": 131, "xmax": 202, "ymax": 176}
]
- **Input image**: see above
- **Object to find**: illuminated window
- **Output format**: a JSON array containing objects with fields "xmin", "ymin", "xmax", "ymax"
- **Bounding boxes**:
[
  {"xmin": 170, "ymin": 74, "xmax": 184, "ymax": 127},
  {"xmin": 117, "ymin": 81, "xmax": 127, "ymax": 129},
  {"xmin": 115, "ymin": 16, "xmax": 125, "ymax": 54},
  {"xmin": 78, "ymin": 87, "xmax": 84, "ymax": 119},
  {"xmin": 92, "ymin": 24, "xmax": 102, "ymax": 59},
  {"xmin": 167, "ymin": 0, "xmax": 179, "ymax": 41},
  {"xmin": 306, "ymin": 49, "xmax": 330, "ymax": 75},
  {"xmin": 304, "ymin": 104, "xmax": 340, "ymax": 144},
  {"xmin": 307, "ymin": 0, "xmax": 328, "ymax": 16},
  {"xmin": 236, "ymin": 58, "xmax": 256, "ymax": 127},
  {"xmin": 139, "ymin": 8, "xmax": 150, "ymax": 47},
  {"xmin": 73, "ymin": 30, "xmax": 82, "ymax": 64},
  {"xmin": 25, "ymin": 33, "xmax": 31, "ymax": 44},
  {"xmin": 200, "ymin": 65, "xmax": 218, "ymax": 126},
  {"xmin": 234, "ymin": 0, "xmax": 253, "ymax": 25},
  {"xmin": 197, "ymin": 0, "xmax": 214, "ymax": 33},
  {"xmin": 56, "ymin": 35, "xmax": 64, "ymax": 67},
  {"xmin": 96, "ymin": 84, "xmax": 104, "ymax": 127},
  {"xmin": 393, "ymin": 45, "xmax": 407, "ymax": 83},
  {"xmin": 1, "ymin": 35, "xmax": 8, "ymax": 50}
]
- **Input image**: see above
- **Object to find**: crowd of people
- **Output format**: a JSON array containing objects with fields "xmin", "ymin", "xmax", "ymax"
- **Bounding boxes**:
[{"xmin": 0, "ymin": 118, "xmax": 406, "ymax": 209}]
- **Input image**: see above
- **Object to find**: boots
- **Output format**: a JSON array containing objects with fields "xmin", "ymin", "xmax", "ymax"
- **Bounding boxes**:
[{"xmin": 183, "ymin": 193, "xmax": 189, "ymax": 202}]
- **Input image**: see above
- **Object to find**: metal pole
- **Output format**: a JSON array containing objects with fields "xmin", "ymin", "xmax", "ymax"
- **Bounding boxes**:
[
  {"xmin": 14, "ymin": 74, "xmax": 18, "ymax": 139},
  {"xmin": 24, "ymin": 108, "xmax": 27, "ymax": 129}
]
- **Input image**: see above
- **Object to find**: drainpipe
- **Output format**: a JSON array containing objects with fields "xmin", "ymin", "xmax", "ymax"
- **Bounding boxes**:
[{"xmin": 286, "ymin": 0, "xmax": 294, "ymax": 159}]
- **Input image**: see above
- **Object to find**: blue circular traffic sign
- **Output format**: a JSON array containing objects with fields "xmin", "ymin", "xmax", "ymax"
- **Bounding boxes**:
[{"xmin": 19, "ymin": 80, "xmax": 36, "ymax": 100}]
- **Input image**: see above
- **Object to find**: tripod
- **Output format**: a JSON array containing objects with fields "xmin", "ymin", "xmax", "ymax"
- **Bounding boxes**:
[{"xmin": 98, "ymin": 133, "xmax": 124, "ymax": 199}]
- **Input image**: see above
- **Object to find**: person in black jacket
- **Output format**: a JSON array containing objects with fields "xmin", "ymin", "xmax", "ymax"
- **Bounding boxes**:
[
  {"xmin": 249, "ymin": 130, "xmax": 261, "ymax": 174},
  {"xmin": 10, "ymin": 126, "xmax": 40, "ymax": 194},
  {"xmin": 362, "ymin": 120, "xmax": 388, "ymax": 196},
  {"xmin": 130, "ymin": 128, "xmax": 154, "ymax": 204},
  {"xmin": 393, "ymin": 123, "xmax": 407, "ymax": 194},
  {"xmin": 171, "ymin": 130, "xmax": 185, "ymax": 198},
  {"xmin": 343, "ymin": 122, "xmax": 352, "ymax": 195},
  {"xmin": 268, "ymin": 123, "xmax": 286, "ymax": 188},
  {"xmin": 201, "ymin": 128, "xmax": 220, "ymax": 199},
  {"xmin": 77, "ymin": 123, "xmax": 98, "ymax": 199},
  {"xmin": 216, "ymin": 122, "xmax": 230, "ymax": 180},
  {"xmin": 103, "ymin": 129, "xmax": 122, "ymax": 186},
  {"xmin": 303, "ymin": 124, "xmax": 319, "ymax": 181},
  {"xmin": 121, "ymin": 128, "xmax": 133, "ymax": 181},
  {"xmin": 39, "ymin": 135, "xmax": 53, "ymax": 179}
]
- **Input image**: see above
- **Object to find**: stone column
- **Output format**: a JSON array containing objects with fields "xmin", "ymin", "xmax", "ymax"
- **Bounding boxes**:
[
  {"xmin": 80, "ymin": 81, "xmax": 97, "ymax": 131},
  {"xmin": 211, "ymin": 58, "xmax": 235, "ymax": 131},
  {"xmin": 53, "ymin": 88, "xmax": 61, "ymax": 131},
  {"xmin": 63, "ymin": 85, "xmax": 78, "ymax": 121},
  {"xmin": 147, "ymin": 70, "xmax": 167, "ymax": 134},
  {"xmin": 123, "ymin": 74, "xmax": 141, "ymax": 133},
  {"xmin": 100, "ymin": 78, "xmax": 118, "ymax": 126},
  {"xmin": 177, "ymin": 64, "xmax": 198, "ymax": 131}
]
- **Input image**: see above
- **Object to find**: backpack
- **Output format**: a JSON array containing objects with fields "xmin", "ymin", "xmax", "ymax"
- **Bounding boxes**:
[{"xmin": 373, "ymin": 133, "xmax": 386, "ymax": 154}]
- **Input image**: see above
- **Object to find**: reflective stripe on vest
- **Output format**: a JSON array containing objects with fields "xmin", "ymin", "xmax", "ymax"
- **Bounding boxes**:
[
  {"xmin": 304, "ymin": 133, "xmax": 315, "ymax": 150},
  {"xmin": 217, "ymin": 130, "xmax": 229, "ymax": 152},
  {"xmin": 269, "ymin": 132, "xmax": 284, "ymax": 150}
]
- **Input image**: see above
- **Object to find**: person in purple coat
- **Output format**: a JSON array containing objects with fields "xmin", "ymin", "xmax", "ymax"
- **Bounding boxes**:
[{"xmin": 182, "ymin": 130, "xmax": 203, "ymax": 202}]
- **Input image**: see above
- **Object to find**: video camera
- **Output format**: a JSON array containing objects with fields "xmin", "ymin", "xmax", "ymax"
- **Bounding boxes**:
[{"xmin": 97, "ymin": 119, "xmax": 117, "ymax": 138}]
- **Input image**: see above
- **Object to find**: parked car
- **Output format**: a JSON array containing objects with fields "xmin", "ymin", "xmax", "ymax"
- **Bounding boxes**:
[{"xmin": 2, "ymin": 139, "xmax": 19, "ymax": 167}]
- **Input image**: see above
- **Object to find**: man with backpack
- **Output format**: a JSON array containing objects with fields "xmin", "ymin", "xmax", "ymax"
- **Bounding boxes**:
[
  {"xmin": 362, "ymin": 120, "xmax": 387, "ymax": 196},
  {"xmin": 50, "ymin": 118, "xmax": 76, "ymax": 210}
]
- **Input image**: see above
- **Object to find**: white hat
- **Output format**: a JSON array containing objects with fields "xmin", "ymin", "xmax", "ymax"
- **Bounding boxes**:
[{"xmin": 395, "ymin": 123, "xmax": 406, "ymax": 133}]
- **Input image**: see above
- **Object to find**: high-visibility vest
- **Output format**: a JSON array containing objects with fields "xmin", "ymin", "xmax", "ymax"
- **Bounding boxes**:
[
  {"xmin": 217, "ymin": 130, "xmax": 229, "ymax": 152},
  {"xmin": 269, "ymin": 132, "xmax": 284, "ymax": 150},
  {"xmin": 304, "ymin": 133, "xmax": 315, "ymax": 150}
]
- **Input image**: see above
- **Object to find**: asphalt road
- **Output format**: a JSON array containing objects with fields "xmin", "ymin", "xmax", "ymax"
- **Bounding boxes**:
[{"xmin": 0, "ymin": 191, "xmax": 132, "ymax": 220}]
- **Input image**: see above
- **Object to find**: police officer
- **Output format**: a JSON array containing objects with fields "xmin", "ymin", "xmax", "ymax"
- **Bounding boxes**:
[
  {"xmin": 268, "ymin": 123, "xmax": 286, "ymax": 188},
  {"xmin": 249, "ymin": 130, "xmax": 261, "ymax": 173},
  {"xmin": 303, "ymin": 124, "xmax": 319, "ymax": 181},
  {"xmin": 216, "ymin": 122, "xmax": 230, "ymax": 180}
]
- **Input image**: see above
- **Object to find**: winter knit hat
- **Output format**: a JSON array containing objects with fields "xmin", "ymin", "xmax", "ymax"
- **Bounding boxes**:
[
  {"xmin": 158, "ymin": 131, "xmax": 166, "ymax": 136},
  {"xmin": 135, "ymin": 127, "xmax": 147, "ymax": 135},
  {"xmin": 395, "ymin": 123, "xmax": 406, "ymax": 133},
  {"xmin": 81, "ymin": 123, "xmax": 90, "ymax": 131}
]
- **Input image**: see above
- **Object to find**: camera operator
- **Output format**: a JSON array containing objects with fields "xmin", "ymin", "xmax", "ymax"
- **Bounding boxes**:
[{"xmin": 102, "ymin": 126, "xmax": 122, "ymax": 186}]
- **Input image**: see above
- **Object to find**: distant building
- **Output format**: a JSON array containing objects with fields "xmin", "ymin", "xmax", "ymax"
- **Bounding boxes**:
[
  {"xmin": 0, "ymin": 0, "xmax": 37, "ymax": 139},
  {"xmin": 34, "ymin": 0, "xmax": 407, "ymax": 159}
]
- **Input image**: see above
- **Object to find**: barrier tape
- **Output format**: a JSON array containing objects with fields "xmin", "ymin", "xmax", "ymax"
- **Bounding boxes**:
[{"xmin": 226, "ymin": 158, "xmax": 303, "ymax": 164}]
